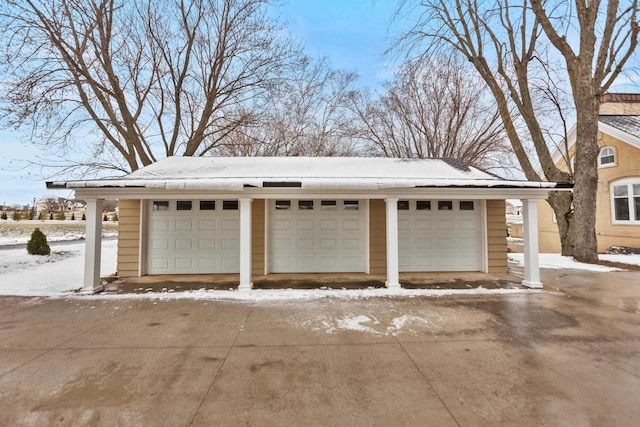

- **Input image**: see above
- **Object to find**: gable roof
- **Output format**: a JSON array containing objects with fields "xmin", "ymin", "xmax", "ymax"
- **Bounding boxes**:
[
  {"xmin": 48, "ymin": 156, "xmax": 564, "ymax": 191},
  {"xmin": 598, "ymin": 115, "xmax": 640, "ymax": 141},
  {"xmin": 552, "ymin": 115, "xmax": 640, "ymax": 165}
]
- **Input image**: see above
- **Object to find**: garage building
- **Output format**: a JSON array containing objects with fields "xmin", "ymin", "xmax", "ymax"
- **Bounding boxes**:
[{"xmin": 47, "ymin": 157, "xmax": 569, "ymax": 292}]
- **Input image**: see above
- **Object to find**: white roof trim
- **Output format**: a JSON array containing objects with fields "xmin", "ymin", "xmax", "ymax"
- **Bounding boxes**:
[
  {"xmin": 48, "ymin": 156, "xmax": 568, "ymax": 193},
  {"xmin": 551, "ymin": 119, "xmax": 640, "ymax": 164}
]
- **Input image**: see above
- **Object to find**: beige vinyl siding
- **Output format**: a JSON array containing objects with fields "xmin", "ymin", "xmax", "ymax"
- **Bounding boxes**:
[
  {"xmin": 117, "ymin": 199, "xmax": 140, "ymax": 277},
  {"xmin": 369, "ymin": 199, "xmax": 387, "ymax": 275},
  {"xmin": 252, "ymin": 199, "xmax": 266, "ymax": 276},
  {"xmin": 486, "ymin": 199, "xmax": 508, "ymax": 273}
]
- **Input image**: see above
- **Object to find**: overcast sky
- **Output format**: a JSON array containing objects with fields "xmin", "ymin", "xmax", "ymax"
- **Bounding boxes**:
[{"xmin": 0, "ymin": 0, "xmax": 398, "ymax": 206}]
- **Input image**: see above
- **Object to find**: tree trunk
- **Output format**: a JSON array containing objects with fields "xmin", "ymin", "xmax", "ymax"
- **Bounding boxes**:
[
  {"xmin": 547, "ymin": 191, "xmax": 574, "ymax": 256},
  {"xmin": 572, "ymin": 93, "xmax": 600, "ymax": 263}
]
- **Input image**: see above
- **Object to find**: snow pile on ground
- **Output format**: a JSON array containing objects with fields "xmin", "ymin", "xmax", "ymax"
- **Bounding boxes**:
[
  {"xmin": 598, "ymin": 254, "xmax": 640, "ymax": 266},
  {"xmin": 74, "ymin": 286, "xmax": 539, "ymax": 302},
  {"xmin": 508, "ymin": 253, "xmax": 637, "ymax": 272},
  {"xmin": 300, "ymin": 313, "xmax": 442, "ymax": 336},
  {"xmin": 0, "ymin": 240, "xmax": 117, "ymax": 296},
  {"xmin": 312, "ymin": 314, "xmax": 432, "ymax": 336}
]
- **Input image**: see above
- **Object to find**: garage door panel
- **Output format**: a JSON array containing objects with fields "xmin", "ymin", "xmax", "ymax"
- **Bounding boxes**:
[
  {"xmin": 297, "ymin": 238, "xmax": 314, "ymax": 250},
  {"xmin": 151, "ymin": 220, "xmax": 169, "ymax": 231},
  {"xmin": 343, "ymin": 238, "xmax": 360, "ymax": 250},
  {"xmin": 398, "ymin": 219, "xmax": 410, "ymax": 230},
  {"xmin": 147, "ymin": 200, "xmax": 239, "ymax": 274},
  {"xmin": 414, "ymin": 255, "xmax": 433, "ymax": 269},
  {"xmin": 222, "ymin": 239, "xmax": 238, "ymax": 250},
  {"xmin": 320, "ymin": 239, "xmax": 337, "ymax": 249},
  {"xmin": 343, "ymin": 219, "xmax": 360, "ymax": 230},
  {"xmin": 399, "ymin": 200, "xmax": 482, "ymax": 272},
  {"xmin": 198, "ymin": 258, "xmax": 215, "ymax": 269},
  {"xmin": 437, "ymin": 219, "xmax": 454, "ymax": 230},
  {"xmin": 458, "ymin": 218, "xmax": 478, "ymax": 231},
  {"xmin": 151, "ymin": 239, "xmax": 169, "ymax": 250},
  {"xmin": 398, "ymin": 237, "xmax": 411, "ymax": 250},
  {"xmin": 273, "ymin": 238, "xmax": 291, "ymax": 250},
  {"xmin": 298, "ymin": 256, "xmax": 314, "ymax": 269},
  {"xmin": 175, "ymin": 239, "xmax": 192, "ymax": 250},
  {"xmin": 269, "ymin": 200, "xmax": 366, "ymax": 273},
  {"xmin": 414, "ymin": 219, "xmax": 432, "ymax": 231},
  {"xmin": 342, "ymin": 256, "xmax": 361, "ymax": 268},
  {"xmin": 297, "ymin": 219, "xmax": 314, "ymax": 230},
  {"xmin": 198, "ymin": 220, "xmax": 216, "ymax": 231},
  {"xmin": 415, "ymin": 237, "xmax": 433, "ymax": 250},
  {"xmin": 319, "ymin": 256, "xmax": 338, "ymax": 268},
  {"xmin": 175, "ymin": 258, "xmax": 193, "ymax": 269},
  {"xmin": 198, "ymin": 239, "xmax": 216, "ymax": 249},
  {"xmin": 222, "ymin": 219, "xmax": 239, "ymax": 231},
  {"xmin": 221, "ymin": 257, "xmax": 239, "ymax": 269},
  {"xmin": 320, "ymin": 219, "xmax": 337, "ymax": 231},
  {"xmin": 274, "ymin": 219, "xmax": 291, "ymax": 231},
  {"xmin": 459, "ymin": 236, "xmax": 479, "ymax": 249},
  {"xmin": 151, "ymin": 258, "xmax": 169, "ymax": 270}
]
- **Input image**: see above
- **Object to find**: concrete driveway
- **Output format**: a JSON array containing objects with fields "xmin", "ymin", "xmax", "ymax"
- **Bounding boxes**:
[{"xmin": 1, "ymin": 270, "xmax": 640, "ymax": 426}]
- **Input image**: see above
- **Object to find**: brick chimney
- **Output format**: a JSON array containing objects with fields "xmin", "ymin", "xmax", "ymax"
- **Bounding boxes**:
[{"xmin": 600, "ymin": 93, "xmax": 640, "ymax": 115}]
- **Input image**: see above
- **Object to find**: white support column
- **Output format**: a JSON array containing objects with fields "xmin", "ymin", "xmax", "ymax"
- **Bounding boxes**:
[
  {"xmin": 522, "ymin": 198, "xmax": 543, "ymax": 288},
  {"xmin": 384, "ymin": 198, "xmax": 401, "ymax": 289},
  {"xmin": 239, "ymin": 198, "xmax": 253, "ymax": 291},
  {"xmin": 83, "ymin": 198, "xmax": 104, "ymax": 294}
]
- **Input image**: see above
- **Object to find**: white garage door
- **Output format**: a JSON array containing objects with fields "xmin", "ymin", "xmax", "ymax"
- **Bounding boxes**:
[
  {"xmin": 147, "ymin": 200, "xmax": 240, "ymax": 274},
  {"xmin": 269, "ymin": 199, "xmax": 367, "ymax": 273},
  {"xmin": 398, "ymin": 200, "xmax": 482, "ymax": 272}
]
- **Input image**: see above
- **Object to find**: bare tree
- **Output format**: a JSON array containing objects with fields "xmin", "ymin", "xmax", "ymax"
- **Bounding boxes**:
[
  {"xmin": 350, "ymin": 57, "xmax": 509, "ymax": 170},
  {"xmin": 395, "ymin": 0, "xmax": 639, "ymax": 262},
  {"xmin": 215, "ymin": 56, "xmax": 360, "ymax": 157},
  {"xmin": 0, "ymin": 0, "xmax": 300, "ymax": 174},
  {"xmin": 530, "ymin": 0, "xmax": 639, "ymax": 262}
]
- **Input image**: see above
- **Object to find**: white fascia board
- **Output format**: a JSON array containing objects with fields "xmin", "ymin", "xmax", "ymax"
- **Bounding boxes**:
[
  {"xmin": 598, "ymin": 122, "xmax": 640, "ymax": 150},
  {"xmin": 73, "ymin": 186, "xmax": 563, "ymax": 201},
  {"xmin": 551, "ymin": 121, "xmax": 640, "ymax": 166}
]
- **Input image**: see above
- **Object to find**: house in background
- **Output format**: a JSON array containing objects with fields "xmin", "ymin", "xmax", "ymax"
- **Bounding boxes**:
[
  {"xmin": 48, "ymin": 157, "xmax": 569, "ymax": 293},
  {"xmin": 539, "ymin": 93, "xmax": 640, "ymax": 252}
]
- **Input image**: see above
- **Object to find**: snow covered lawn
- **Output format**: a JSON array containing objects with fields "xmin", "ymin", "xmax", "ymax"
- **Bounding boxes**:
[
  {"xmin": 509, "ymin": 253, "xmax": 640, "ymax": 272},
  {"xmin": 0, "ymin": 220, "xmax": 118, "ymax": 245},
  {"xmin": 0, "ymin": 239, "xmax": 117, "ymax": 296}
]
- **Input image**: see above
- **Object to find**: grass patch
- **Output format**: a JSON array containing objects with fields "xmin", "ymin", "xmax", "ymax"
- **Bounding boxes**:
[{"xmin": 0, "ymin": 220, "xmax": 118, "ymax": 242}]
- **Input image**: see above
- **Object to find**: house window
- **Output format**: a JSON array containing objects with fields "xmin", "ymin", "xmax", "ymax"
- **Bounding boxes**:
[
  {"xmin": 599, "ymin": 147, "xmax": 616, "ymax": 167},
  {"xmin": 275, "ymin": 200, "xmax": 291, "ymax": 210},
  {"xmin": 223, "ymin": 200, "xmax": 238, "ymax": 210},
  {"xmin": 153, "ymin": 201, "xmax": 169, "ymax": 211},
  {"xmin": 298, "ymin": 200, "xmax": 314, "ymax": 210},
  {"xmin": 344, "ymin": 200, "xmax": 359, "ymax": 210},
  {"xmin": 397, "ymin": 200, "xmax": 409, "ymax": 210},
  {"xmin": 416, "ymin": 200, "xmax": 431, "ymax": 210},
  {"xmin": 612, "ymin": 180, "xmax": 640, "ymax": 223},
  {"xmin": 438, "ymin": 201, "xmax": 453, "ymax": 211},
  {"xmin": 321, "ymin": 200, "xmax": 337, "ymax": 210},
  {"xmin": 459, "ymin": 201, "xmax": 475, "ymax": 211},
  {"xmin": 200, "ymin": 201, "xmax": 216, "ymax": 210},
  {"xmin": 176, "ymin": 201, "xmax": 192, "ymax": 211}
]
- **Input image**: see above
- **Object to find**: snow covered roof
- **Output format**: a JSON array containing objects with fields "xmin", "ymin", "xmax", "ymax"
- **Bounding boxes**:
[
  {"xmin": 599, "ymin": 115, "xmax": 640, "ymax": 139},
  {"xmin": 48, "ymin": 156, "xmax": 567, "ymax": 191}
]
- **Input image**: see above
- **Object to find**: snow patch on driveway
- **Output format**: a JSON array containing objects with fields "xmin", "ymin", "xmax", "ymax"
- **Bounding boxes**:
[{"xmin": 509, "ymin": 253, "xmax": 623, "ymax": 272}]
